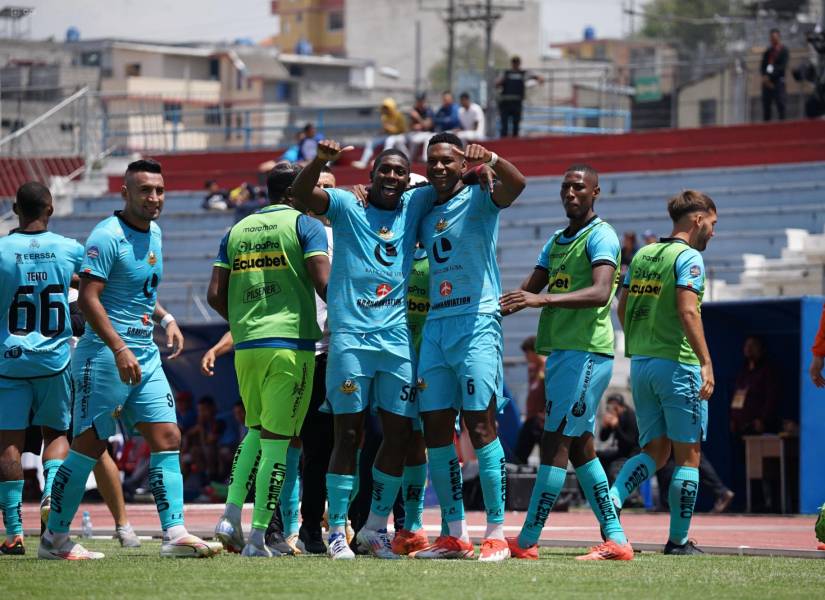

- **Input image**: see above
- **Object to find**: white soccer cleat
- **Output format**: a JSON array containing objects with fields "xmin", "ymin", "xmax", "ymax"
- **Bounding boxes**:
[
  {"xmin": 241, "ymin": 540, "xmax": 275, "ymax": 558},
  {"xmin": 39, "ymin": 495, "xmax": 51, "ymax": 530},
  {"xmin": 214, "ymin": 515, "xmax": 245, "ymax": 553},
  {"xmin": 38, "ymin": 535, "xmax": 104, "ymax": 560},
  {"xmin": 114, "ymin": 524, "xmax": 141, "ymax": 548},
  {"xmin": 160, "ymin": 533, "xmax": 220, "ymax": 558},
  {"xmin": 327, "ymin": 532, "xmax": 355, "ymax": 560},
  {"xmin": 355, "ymin": 528, "xmax": 400, "ymax": 559}
]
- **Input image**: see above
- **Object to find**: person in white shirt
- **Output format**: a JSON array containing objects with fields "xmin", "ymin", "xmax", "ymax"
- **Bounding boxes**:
[{"xmin": 457, "ymin": 92, "xmax": 486, "ymax": 142}]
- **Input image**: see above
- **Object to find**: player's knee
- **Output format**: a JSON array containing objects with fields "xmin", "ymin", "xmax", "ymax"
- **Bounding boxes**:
[{"xmin": 334, "ymin": 426, "xmax": 360, "ymax": 453}]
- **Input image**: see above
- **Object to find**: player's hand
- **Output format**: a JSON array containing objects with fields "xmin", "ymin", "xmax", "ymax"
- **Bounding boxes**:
[
  {"xmin": 316, "ymin": 139, "xmax": 354, "ymax": 163},
  {"xmin": 456, "ymin": 144, "xmax": 493, "ymax": 166},
  {"xmin": 165, "ymin": 321, "xmax": 184, "ymax": 359},
  {"xmin": 115, "ymin": 347, "xmax": 142, "ymax": 385},
  {"xmin": 602, "ymin": 412, "xmax": 619, "ymax": 428},
  {"xmin": 351, "ymin": 184, "xmax": 370, "ymax": 207},
  {"xmin": 499, "ymin": 289, "xmax": 545, "ymax": 315},
  {"xmin": 809, "ymin": 355, "xmax": 825, "ymax": 387},
  {"xmin": 201, "ymin": 348, "xmax": 217, "ymax": 376},
  {"xmin": 699, "ymin": 362, "xmax": 715, "ymax": 400}
]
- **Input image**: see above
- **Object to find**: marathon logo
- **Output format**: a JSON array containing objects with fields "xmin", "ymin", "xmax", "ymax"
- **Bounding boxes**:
[
  {"xmin": 640, "ymin": 255, "xmax": 664, "ymax": 263},
  {"xmin": 356, "ymin": 297, "xmax": 403, "ymax": 309},
  {"xmin": 127, "ymin": 327, "xmax": 153, "ymax": 339},
  {"xmin": 238, "ymin": 240, "xmax": 281, "ymax": 253},
  {"xmin": 265, "ymin": 462, "xmax": 287, "ymax": 511},
  {"xmin": 431, "ymin": 296, "xmax": 471, "ymax": 310},
  {"xmin": 232, "ymin": 251, "xmax": 289, "ymax": 273},
  {"xmin": 148, "ymin": 466, "xmax": 169, "ymax": 511},
  {"xmin": 242, "ymin": 223, "xmax": 278, "ymax": 233},
  {"xmin": 529, "ymin": 491, "xmax": 558, "ymax": 528},
  {"xmin": 244, "ymin": 281, "xmax": 281, "ymax": 303},
  {"xmin": 628, "ymin": 278, "xmax": 662, "ymax": 297}
]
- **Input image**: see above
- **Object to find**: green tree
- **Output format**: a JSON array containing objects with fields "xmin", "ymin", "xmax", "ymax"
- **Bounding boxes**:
[
  {"xmin": 428, "ymin": 34, "xmax": 510, "ymax": 92},
  {"xmin": 641, "ymin": 0, "xmax": 743, "ymax": 54}
]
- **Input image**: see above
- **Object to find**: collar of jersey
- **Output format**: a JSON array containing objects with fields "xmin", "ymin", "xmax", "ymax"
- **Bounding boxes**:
[
  {"xmin": 257, "ymin": 204, "xmax": 292, "ymax": 214},
  {"xmin": 658, "ymin": 237, "xmax": 690, "ymax": 246},
  {"xmin": 433, "ymin": 183, "xmax": 468, "ymax": 207},
  {"xmin": 114, "ymin": 211, "xmax": 150, "ymax": 233},
  {"xmin": 559, "ymin": 215, "xmax": 601, "ymax": 243},
  {"xmin": 9, "ymin": 228, "xmax": 47, "ymax": 236}
]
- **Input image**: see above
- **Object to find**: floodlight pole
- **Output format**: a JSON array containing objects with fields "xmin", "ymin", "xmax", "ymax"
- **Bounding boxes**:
[{"xmin": 447, "ymin": 0, "xmax": 456, "ymax": 91}]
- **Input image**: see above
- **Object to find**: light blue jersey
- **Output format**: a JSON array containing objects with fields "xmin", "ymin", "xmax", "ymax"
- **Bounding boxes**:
[
  {"xmin": 324, "ymin": 186, "xmax": 434, "ymax": 333},
  {"xmin": 77, "ymin": 213, "xmax": 163, "ymax": 349},
  {"xmin": 418, "ymin": 184, "xmax": 501, "ymax": 319},
  {"xmin": 0, "ymin": 231, "xmax": 83, "ymax": 378}
]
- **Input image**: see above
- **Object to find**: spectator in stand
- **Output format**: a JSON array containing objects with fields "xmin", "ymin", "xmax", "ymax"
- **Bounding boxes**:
[
  {"xmin": 218, "ymin": 401, "xmax": 247, "ymax": 476},
  {"xmin": 433, "ymin": 91, "xmax": 461, "ymax": 133},
  {"xmin": 203, "ymin": 180, "xmax": 230, "ymax": 211},
  {"xmin": 353, "ymin": 98, "xmax": 408, "ymax": 168},
  {"xmin": 175, "ymin": 391, "xmax": 197, "ymax": 433},
  {"xmin": 514, "ymin": 336, "xmax": 546, "ymax": 464},
  {"xmin": 620, "ymin": 231, "xmax": 638, "ymax": 277},
  {"xmin": 233, "ymin": 182, "xmax": 268, "ymax": 224},
  {"xmin": 297, "ymin": 123, "xmax": 324, "ymax": 162},
  {"xmin": 730, "ymin": 336, "xmax": 780, "ymax": 437},
  {"xmin": 119, "ymin": 435, "xmax": 151, "ymax": 501},
  {"xmin": 810, "ymin": 303, "xmax": 825, "ymax": 389},
  {"xmin": 643, "ymin": 229, "xmax": 658, "ymax": 246},
  {"xmin": 761, "ymin": 28, "xmax": 789, "ymax": 122},
  {"xmin": 406, "ymin": 92, "xmax": 436, "ymax": 162},
  {"xmin": 496, "ymin": 55, "xmax": 543, "ymax": 137},
  {"xmin": 457, "ymin": 91, "xmax": 486, "ymax": 142},
  {"xmin": 596, "ymin": 393, "xmax": 640, "ymax": 484},
  {"xmin": 183, "ymin": 396, "xmax": 226, "ymax": 488}
]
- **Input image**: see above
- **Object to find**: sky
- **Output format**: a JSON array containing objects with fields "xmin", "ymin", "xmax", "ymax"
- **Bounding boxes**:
[{"xmin": 14, "ymin": 0, "xmax": 639, "ymax": 48}]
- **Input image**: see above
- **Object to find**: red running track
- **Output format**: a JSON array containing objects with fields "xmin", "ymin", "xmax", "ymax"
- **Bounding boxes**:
[{"xmin": 23, "ymin": 503, "xmax": 821, "ymax": 554}]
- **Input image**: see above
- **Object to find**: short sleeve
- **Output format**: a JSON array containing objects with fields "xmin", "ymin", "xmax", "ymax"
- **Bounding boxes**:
[
  {"xmin": 474, "ymin": 184, "xmax": 499, "ymax": 214},
  {"xmin": 586, "ymin": 224, "xmax": 620, "ymax": 267},
  {"xmin": 536, "ymin": 237, "xmax": 554, "ymax": 270},
  {"xmin": 71, "ymin": 241, "xmax": 85, "ymax": 274},
  {"xmin": 296, "ymin": 214, "xmax": 329, "ymax": 258},
  {"xmin": 79, "ymin": 226, "xmax": 119, "ymax": 281},
  {"xmin": 675, "ymin": 249, "xmax": 705, "ymax": 294},
  {"xmin": 324, "ymin": 188, "xmax": 352, "ymax": 223},
  {"xmin": 623, "ymin": 269, "xmax": 631, "ymax": 287},
  {"xmin": 214, "ymin": 231, "xmax": 231, "ymax": 269}
]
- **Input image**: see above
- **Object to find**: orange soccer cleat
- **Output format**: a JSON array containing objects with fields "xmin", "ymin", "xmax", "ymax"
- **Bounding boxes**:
[
  {"xmin": 411, "ymin": 535, "xmax": 474, "ymax": 559},
  {"xmin": 506, "ymin": 536, "xmax": 538, "ymax": 560},
  {"xmin": 576, "ymin": 540, "xmax": 634, "ymax": 561},
  {"xmin": 478, "ymin": 538, "xmax": 511, "ymax": 562},
  {"xmin": 391, "ymin": 529, "xmax": 430, "ymax": 555}
]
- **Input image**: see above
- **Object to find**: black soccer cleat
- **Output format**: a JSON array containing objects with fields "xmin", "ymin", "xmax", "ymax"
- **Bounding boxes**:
[
  {"xmin": 298, "ymin": 524, "xmax": 327, "ymax": 555},
  {"xmin": 0, "ymin": 536, "xmax": 25, "ymax": 556},
  {"xmin": 664, "ymin": 539, "xmax": 704, "ymax": 555}
]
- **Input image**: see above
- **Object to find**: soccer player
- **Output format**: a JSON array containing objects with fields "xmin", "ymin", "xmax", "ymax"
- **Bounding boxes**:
[
  {"xmin": 208, "ymin": 162, "xmax": 329, "ymax": 558},
  {"xmin": 39, "ymin": 159, "xmax": 219, "ymax": 560},
  {"xmin": 608, "ymin": 190, "xmax": 717, "ymax": 555},
  {"xmin": 499, "ymin": 165, "xmax": 633, "ymax": 561},
  {"xmin": 0, "ymin": 182, "xmax": 82, "ymax": 556},
  {"xmin": 290, "ymin": 140, "xmax": 433, "ymax": 560},
  {"xmin": 413, "ymin": 133, "xmax": 526, "ymax": 561}
]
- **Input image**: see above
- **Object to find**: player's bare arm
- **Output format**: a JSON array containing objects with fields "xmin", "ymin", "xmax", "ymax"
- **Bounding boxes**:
[
  {"xmin": 617, "ymin": 287, "xmax": 629, "ymax": 330},
  {"xmin": 206, "ymin": 266, "xmax": 230, "ymax": 321},
  {"xmin": 305, "ymin": 254, "xmax": 331, "ymax": 302},
  {"xmin": 78, "ymin": 277, "xmax": 142, "ymax": 385},
  {"xmin": 201, "ymin": 330, "xmax": 234, "ymax": 376},
  {"xmin": 676, "ymin": 288, "xmax": 714, "ymax": 400},
  {"xmin": 292, "ymin": 140, "xmax": 354, "ymax": 214},
  {"xmin": 153, "ymin": 300, "xmax": 184, "ymax": 359},
  {"xmin": 500, "ymin": 263, "xmax": 615, "ymax": 315},
  {"xmin": 457, "ymin": 144, "xmax": 526, "ymax": 208}
]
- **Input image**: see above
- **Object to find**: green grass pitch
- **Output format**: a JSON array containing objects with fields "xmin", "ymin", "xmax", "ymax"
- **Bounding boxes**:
[{"xmin": 4, "ymin": 540, "xmax": 824, "ymax": 599}]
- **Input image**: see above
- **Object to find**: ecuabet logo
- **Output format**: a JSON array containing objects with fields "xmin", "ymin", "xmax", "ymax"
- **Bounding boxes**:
[
  {"xmin": 87, "ymin": 246, "xmax": 99, "ymax": 259},
  {"xmin": 439, "ymin": 281, "xmax": 453, "ymax": 297},
  {"xmin": 340, "ymin": 379, "xmax": 358, "ymax": 394}
]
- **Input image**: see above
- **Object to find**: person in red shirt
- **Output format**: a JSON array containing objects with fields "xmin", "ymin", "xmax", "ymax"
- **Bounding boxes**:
[{"xmin": 809, "ymin": 303, "xmax": 825, "ymax": 388}]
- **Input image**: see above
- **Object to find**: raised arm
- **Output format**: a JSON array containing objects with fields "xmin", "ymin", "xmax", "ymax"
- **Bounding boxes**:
[
  {"xmin": 292, "ymin": 140, "xmax": 354, "ymax": 215},
  {"xmin": 459, "ymin": 144, "xmax": 525, "ymax": 208},
  {"xmin": 676, "ymin": 288, "xmax": 714, "ymax": 400}
]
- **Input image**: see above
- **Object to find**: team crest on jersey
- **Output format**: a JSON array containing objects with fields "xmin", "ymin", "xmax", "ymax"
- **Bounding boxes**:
[
  {"xmin": 112, "ymin": 405, "xmax": 123, "ymax": 418},
  {"xmin": 148, "ymin": 251, "xmax": 157, "ymax": 266},
  {"xmin": 29, "ymin": 239, "xmax": 40, "ymax": 249},
  {"xmin": 689, "ymin": 264, "xmax": 701, "ymax": 277},
  {"xmin": 435, "ymin": 218, "xmax": 448, "ymax": 232},
  {"xmin": 340, "ymin": 379, "xmax": 358, "ymax": 394},
  {"xmin": 376, "ymin": 283, "xmax": 391, "ymax": 298},
  {"xmin": 439, "ymin": 280, "xmax": 453, "ymax": 297},
  {"xmin": 416, "ymin": 377, "xmax": 427, "ymax": 391},
  {"xmin": 142, "ymin": 313, "xmax": 151, "ymax": 326},
  {"xmin": 378, "ymin": 226, "xmax": 393, "ymax": 240},
  {"xmin": 87, "ymin": 246, "xmax": 99, "ymax": 259}
]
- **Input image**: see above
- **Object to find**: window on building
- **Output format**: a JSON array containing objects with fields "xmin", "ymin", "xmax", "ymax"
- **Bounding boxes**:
[
  {"xmin": 125, "ymin": 63, "xmax": 141, "ymax": 77},
  {"xmin": 209, "ymin": 58, "xmax": 220, "ymax": 81},
  {"xmin": 699, "ymin": 99, "xmax": 717, "ymax": 126},
  {"xmin": 163, "ymin": 102, "xmax": 183, "ymax": 123},
  {"xmin": 205, "ymin": 105, "xmax": 221, "ymax": 125},
  {"xmin": 328, "ymin": 11, "xmax": 343, "ymax": 31},
  {"xmin": 80, "ymin": 51, "xmax": 101, "ymax": 67}
]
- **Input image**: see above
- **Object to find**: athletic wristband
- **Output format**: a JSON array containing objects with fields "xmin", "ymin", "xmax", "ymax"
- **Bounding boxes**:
[
  {"xmin": 113, "ymin": 346, "xmax": 128, "ymax": 355},
  {"xmin": 160, "ymin": 314, "xmax": 176, "ymax": 329},
  {"xmin": 485, "ymin": 152, "xmax": 498, "ymax": 168}
]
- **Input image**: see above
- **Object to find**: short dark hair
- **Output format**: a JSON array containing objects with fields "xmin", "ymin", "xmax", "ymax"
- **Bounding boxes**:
[
  {"xmin": 204, "ymin": 179, "xmax": 217, "ymax": 188},
  {"xmin": 459, "ymin": 92, "xmax": 470, "ymax": 100},
  {"xmin": 511, "ymin": 55, "xmax": 521, "ymax": 63},
  {"xmin": 321, "ymin": 165, "xmax": 333, "ymax": 174},
  {"xmin": 198, "ymin": 395, "xmax": 215, "ymax": 407},
  {"xmin": 770, "ymin": 28, "xmax": 780, "ymax": 36},
  {"xmin": 520, "ymin": 335, "xmax": 536, "ymax": 353},
  {"xmin": 607, "ymin": 393, "xmax": 625, "ymax": 406},
  {"xmin": 15, "ymin": 181, "xmax": 52, "ymax": 219},
  {"xmin": 427, "ymin": 132, "xmax": 463, "ymax": 151},
  {"xmin": 266, "ymin": 161, "xmax": 301, "ymax": 203},
  {"xmin": 303, "ymin": 123, "xmax": 314, "ymax": 133},
  {"xmin": 667, "ymin": 190, "xmax": 717, "ymax": 223},
  {"xmin": 370, "ymin": 148, "xmax": 410, "ymax": 178},
  {"xmin": 442, "ymin": 90, "xmax": 452, "ymax": 97},
  {"xmin": 125, "ymin": 159, "xmax": 162, "ymax": 177},
  {"xmin": 565, "ymin": 164, "xmax": 599, "ymax": 184}
]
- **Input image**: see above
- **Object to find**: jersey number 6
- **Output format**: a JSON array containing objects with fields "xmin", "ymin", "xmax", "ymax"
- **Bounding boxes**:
[{"xmin": 7, "ymin": 284, "xmax": 66, "ymax": 338}]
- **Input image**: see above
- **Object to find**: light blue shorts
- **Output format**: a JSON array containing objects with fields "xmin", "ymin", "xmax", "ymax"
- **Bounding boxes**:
[
  {"xmin": 544, "ymin": 350, "xmax": 613, "ymax": 437},
  {"xmin": 0, "ymin": 367, "xmax": 72, "ymax": 431},
  {"xmin": 631, "ymin": 357, "xmax": 708, "ymax": 448},
  {"xmin": 72, "ymin": 342, "xmax": 175, "ymax": 439},
  {"xmin": 325, "ymin": 326, "xmax": 418, "ymax": 421},
  {"xmin": 418, "ymin": 313, "xmax": 504, "ymax": 414}
]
